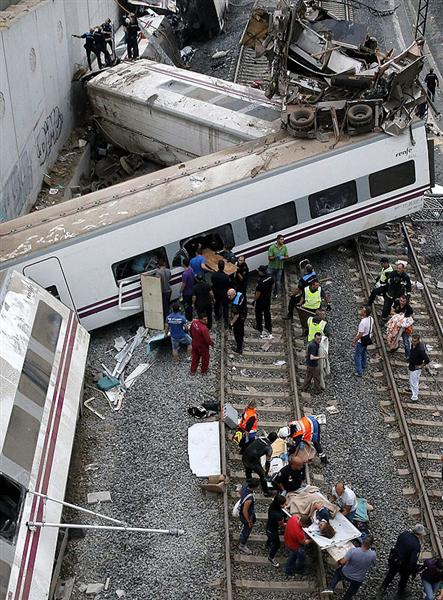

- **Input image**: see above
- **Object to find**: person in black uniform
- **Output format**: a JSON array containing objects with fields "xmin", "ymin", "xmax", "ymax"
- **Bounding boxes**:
[
  {"xmin": 382, "ymin": 263, "xmax": 411, "ymax": 319},
  {"xmin": 72, "ymin": 29, "xmax": 102, "ymax": 70},
  {"xmin": 380, "ymin": 524, "xmax": 427, "ymax": 597},
  {"xmin": 211, "ymin": 260, "xmax": 230, "ymax": 328},
  {"xmin": 192, "ymin": 274, "xmax": 213, "ymax": 330},
  {"xmin": 102, "ymin": 18, "xmax": 113, "ymax": 55},
  {"xmin": 254, "ymin": 265, "xmax": 273, "ymax": 336},
  {"xmin": 228, "ymin": 287, "xmax": 247, "ymax": 354},
  {"xmin": 125, "ymin": 13, "xmax": 140, "ymax": 60},
  {"xmin": 425, "ymin": 68, "xmax": 439, "ymax": 102},
  {"xmin": 93, "ymin": 27, "xmax": 111, "ymax": 66},
  {"xmin": 233, "ymin": 255, "xmax": 249, "ymax": 295}
]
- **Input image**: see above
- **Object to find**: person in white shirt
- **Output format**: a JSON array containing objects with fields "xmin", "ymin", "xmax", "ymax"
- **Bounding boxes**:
[
  {"xmin": 352, "ymin": 306, "xmax": 374, "ymax": 377},
  {"xmin": 331, "ymin": 481, "xmax": 358, "ymax": 522}
]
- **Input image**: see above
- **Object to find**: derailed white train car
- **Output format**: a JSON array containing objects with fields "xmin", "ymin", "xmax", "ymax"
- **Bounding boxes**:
[
  {"xmin": 87, "ymin": 61, "xmax": 280, "ymax": 165},
  {"xmin": 0, "ymin": 270, "xmax": 89, "ymax": 599},
  {"xmin": 0, "ymin": 122, "xmax": 431, "ymax": 332}
]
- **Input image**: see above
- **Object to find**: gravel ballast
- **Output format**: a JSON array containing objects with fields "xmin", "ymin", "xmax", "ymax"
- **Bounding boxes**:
[{"xmin": 61, "ymin": 316, "xmax": 224, "ymax": 599}]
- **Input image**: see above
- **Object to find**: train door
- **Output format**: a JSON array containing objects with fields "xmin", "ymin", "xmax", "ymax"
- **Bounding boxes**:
[{"xmin": 23, "ymin": 258, "xmax": 76, "ymax": 312}]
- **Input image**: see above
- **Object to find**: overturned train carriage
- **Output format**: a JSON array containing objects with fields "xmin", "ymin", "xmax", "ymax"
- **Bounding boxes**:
[
  {"xmin": 0, "ymin": 121, "xmax": 431, "ymax": 332},
  {"xmin": 0, "ymin": 270, "xmax": 89, "ymax": 599}
]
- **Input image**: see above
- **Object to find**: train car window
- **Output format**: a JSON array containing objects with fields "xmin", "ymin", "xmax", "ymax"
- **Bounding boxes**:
[
  {"xmin": 112, "ymin": 247, "xmax": 169, "ymax": 283},
  {"xmin": 246, "ymin": 202, "xmax": 297, "ymax": 241},
  {"xmin": 308, "ymin": 181, "xmax": 357, "ymax": 218},
  {"xmin": 369, "ymin": 160, "xmax": 416, "ymax": 197},
  {"xmin": 45, "ymin": 285, "xmax": 60, "ymax": 300},
  {"xmin": 181, "ymin": 224, "xmax": 235, "ymax": 257},
  {"xmin": 0, "ymin": 474, "xmax": 23, "ymax": 543},
  {"xmin": 172, "ymin": 249, "xmax": 188, "ymax": 268},
  {"xmin": 3, "ymin": 405, "xmax": 39, "ymax": 471},
  {"xmin": 31, "ymin": 301, "xmax": 62, "ymax": 353}
]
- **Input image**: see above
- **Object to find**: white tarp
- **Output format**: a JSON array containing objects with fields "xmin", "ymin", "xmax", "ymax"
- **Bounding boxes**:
[{"xmin": 188, "ymin": 422, "xmax": 221, "ymax": 477}]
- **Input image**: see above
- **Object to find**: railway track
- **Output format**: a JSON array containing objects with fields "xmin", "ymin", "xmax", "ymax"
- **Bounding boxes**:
[
  {"xmin": 219, "ymin": 272, "xmax": 327, "ymax": 599},
  {"xmin": 354, "ymin": 222, "xmax": 443, "ymax": 558}
]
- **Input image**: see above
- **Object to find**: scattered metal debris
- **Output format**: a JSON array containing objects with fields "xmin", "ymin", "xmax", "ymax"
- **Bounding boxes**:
[{"xmin": 84, "ymin": 397, "xmax": 106, "ymax": 420}]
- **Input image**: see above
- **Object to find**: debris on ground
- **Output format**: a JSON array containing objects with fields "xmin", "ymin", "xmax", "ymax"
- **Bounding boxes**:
[{"xmin": 86, "ymin": 491, "xmax": 112, "ymax": 505}]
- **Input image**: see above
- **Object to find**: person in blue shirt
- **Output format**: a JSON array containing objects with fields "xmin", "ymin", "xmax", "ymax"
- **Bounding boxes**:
[
  {"xmin": 189, "ymin": 249, "xmax": 211, "ymax": 278},
  {"xmin": 72, "ymin": 29, "xmax": 102, "ymax": 70},
  {"xmin": 164, "ymin": 303, "xmax": 192, "ymax": 360}
]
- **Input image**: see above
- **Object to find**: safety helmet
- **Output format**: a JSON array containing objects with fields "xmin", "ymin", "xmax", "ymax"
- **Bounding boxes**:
[{"xmin": 278, "ymin": 426, "xmax": 289, "ymax": 439}]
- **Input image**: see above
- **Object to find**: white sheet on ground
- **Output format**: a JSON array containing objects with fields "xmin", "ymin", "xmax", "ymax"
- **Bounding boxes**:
[{"xmin": 188, "ymin": 422, "xmax": 221, "ymax": 477}]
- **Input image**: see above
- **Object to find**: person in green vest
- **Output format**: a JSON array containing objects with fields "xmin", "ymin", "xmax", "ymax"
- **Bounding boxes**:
[
  {"xmin": 367, "ymin": 257, "xmax": 393, "ymax": 307},
  {"xmin": 297, "ymin": 279, "xmax": 330, "ymax": 336},
  {"xmin": 307, "ymin": 309, "xmax": 331, "ymax": 341},
  {"xmin": 268, "ymin": 235, "xmax": 289, "ymax": 298}
]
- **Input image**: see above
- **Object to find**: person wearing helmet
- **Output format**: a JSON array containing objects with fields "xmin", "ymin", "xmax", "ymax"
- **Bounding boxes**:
[{"xmin": 278, "ymin": 415, "xmax": 327, "ymax": 464}]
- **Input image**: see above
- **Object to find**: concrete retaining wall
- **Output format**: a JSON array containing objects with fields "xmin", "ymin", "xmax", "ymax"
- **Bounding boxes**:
[{"xmin": 0, "ymin": 0, "xmax": 119, "ymax": 220}]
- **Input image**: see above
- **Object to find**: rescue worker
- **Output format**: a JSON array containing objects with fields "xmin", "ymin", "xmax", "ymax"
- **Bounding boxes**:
[
  {"xmin": 234, "ymin": 255, "xmax": 249, "ymax": 295},
  {"xmin": 278, "ymin": 414, "xmax": 327, "ymax": 463},
  {"xmin": 367, "ymin": 257, "xmax": 393, "ymax": 307},
  {"xmin": 268, "ymin": 234, "xmax": 289, "ymax": 297},
  {"xmin": 307, "ymin": 309, "xmax": 330, "ymax": 342},
  {"xmin": 285, "ymin": 263, "xmax": 317, "ymax": 321},
  {"xmin": 93, "ymin": 26, "xmax": 111, "ymax": 67},
  {"xmin": 189, "ymin": 312, "xmax": 214, "ymax": 375},
  {"xmin": 382, "ymin": 262, "xmax": 411, "ymax": 319},
  {"xmin": 179, "ymin": 257, "xmax": 195, "ymax": 322},
  {"xmin": 125, "ymin": 13, "xmax": 140, "ymax": 60},
  {"xmin": 72, "ymin": 29, "xmax": 102, "ymax": 70},
  {"xmin": 211, "ymin": 260, "xmax": 230, "ymax": 328},
  {"xmin": 236, "ymin": 399, "xmax": 258, "ymax": 449},
  {"xmin": 192, "ymin": 274, "xmax": 213, "ymax": 330},
  {"xmin": 253, "ymin": 265, "xmax": 273, "ymax": 337},
  {"xmin": 297, "ymin": 279, "xmax": 330, "ymax": 335},
  {"xmin": 379, "ymin": 523, "xmax": 428, "ymax": 597},
  {"xmin": 102, "ymin": 18, "xmax": 113, "ymax": 55},
  {"xmin": 228, "ymin": 288, "xmax": 247, "ymax": 354},
  {"xmin": 241, "ymin": 432, "xmax": 278, "ymax": 495},
  {"xmin": 425, "ymin": 68, "xmax": 439, "ymax": 101}
]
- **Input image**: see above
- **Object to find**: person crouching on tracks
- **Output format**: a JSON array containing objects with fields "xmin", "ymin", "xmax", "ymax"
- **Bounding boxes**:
[
  {"xmin": 164, "ymin": 303, "xmax": 192, "ymax": 361},
  {"xmin": 367, "ymin": 257, "xmax": 393, "ymax": 309},
  {"xmin": 235, "ymin": 399, "xmax": 258, "ymax": 450},
  {"xmin": 227, "ymin": 287, "xmax": 247, "ymax": 355},
  {"xmin": 272, "ymin": 453, "xmax": 306, "ymax": 493},
  {"xmin": 278, "ymin": 415, "xmax": 327, "ymax": 464},
  {"xmin": 266, "ymin": 494, "xmax": 287, "ymax": 567},
  {"xmin": 241, "ymin": 431, "xmax": 278, "ymax": 496},
  {"xmin": 408, "ymin": 334, "xmax": 430, "ymax": 402},
  {"xmin": 189, "ymin": 312, "xmax": 214, "ymax": 375}
]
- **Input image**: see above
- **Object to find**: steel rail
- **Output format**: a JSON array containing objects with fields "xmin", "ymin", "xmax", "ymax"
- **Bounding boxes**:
[
  {"xmin": 283, "ymin": 268, "xmax": 328, "ymax": 595},
  {"xmin": 401, "ymin": 221, "xmax": 443, "ymax": 348},
  {"xmin": 219, "ymin": 327, "xmax": 234, "ymax": 600},
  {"xmin": 355, "ymin": 237, "xmax": 443, "ymax": 557}
]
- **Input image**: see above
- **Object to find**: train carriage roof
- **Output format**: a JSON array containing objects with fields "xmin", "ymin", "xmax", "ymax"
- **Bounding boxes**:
[{"xmin": 0, "ymin": 126, "xmax": 405, "ymax": 265}]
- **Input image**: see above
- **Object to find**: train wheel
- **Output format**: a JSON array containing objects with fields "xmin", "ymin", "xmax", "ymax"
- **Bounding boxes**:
[
  {"xmin": 348, "ymin": 104, "xmax": 373, "ymax": 126},
  {"xmin": 289, "ymin": 107, "xmax": 315, "ymax": 130}
]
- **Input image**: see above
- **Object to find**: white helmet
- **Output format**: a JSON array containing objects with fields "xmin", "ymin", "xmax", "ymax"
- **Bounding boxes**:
[{"xmin": 278, "ymin": 426, "xmax": 290, "ymax": 439}]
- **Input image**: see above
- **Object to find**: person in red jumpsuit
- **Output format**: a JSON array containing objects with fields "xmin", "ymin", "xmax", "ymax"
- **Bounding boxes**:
[{"xmin": 190, "ymin": 313, "xmax": 214, "ymax": 375}]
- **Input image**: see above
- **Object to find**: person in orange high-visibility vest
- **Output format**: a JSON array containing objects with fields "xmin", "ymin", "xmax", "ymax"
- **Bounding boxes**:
[
  {"xmin": 278, "ymin": 415, "xmax": 327, "ymax": 464},
  {"xmin": 237, "ymin": 400, "xmax": 258, "ymax": 450}
]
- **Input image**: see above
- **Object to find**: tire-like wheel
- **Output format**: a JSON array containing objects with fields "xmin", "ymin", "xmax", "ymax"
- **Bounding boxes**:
[
  {"xmin": 289, "ymin": 107, "xmax": 315, "ymax": 130},
  {"xmin": 348, "ymin": 104, "xmax": 373, "ymax": 125}
]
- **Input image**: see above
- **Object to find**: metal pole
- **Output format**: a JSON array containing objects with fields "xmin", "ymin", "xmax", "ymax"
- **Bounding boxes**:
[
  {"xmin": 27, "ymin": 490, "xmax": 126, "ymax": 525},
  {"xmin": 27, "ymin": 522, "xmax": 184, "ymax": 535}
]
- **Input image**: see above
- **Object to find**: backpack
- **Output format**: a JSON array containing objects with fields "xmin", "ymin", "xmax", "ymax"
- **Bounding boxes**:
[{"xmin": 232, "ymin": 493, "xmax": 253, "ymax": 517}]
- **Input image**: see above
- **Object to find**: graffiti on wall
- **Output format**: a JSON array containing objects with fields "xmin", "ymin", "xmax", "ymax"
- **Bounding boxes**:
[
  {"xmin": 0, "ymin": 149, "xmax": 34, "ymax": 221},
  {"xmin": 36, "ymin": 106, "xmax": 63, "ymax": 166}
]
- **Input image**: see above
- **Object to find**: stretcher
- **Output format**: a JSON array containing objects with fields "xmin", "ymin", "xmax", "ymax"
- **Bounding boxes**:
[{"xmin": 202, "ymin": 248, "xmax": 237, "ymax": 275}]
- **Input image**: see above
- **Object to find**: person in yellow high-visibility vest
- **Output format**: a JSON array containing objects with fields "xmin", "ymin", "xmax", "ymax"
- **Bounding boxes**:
[
  {"xmin": 297, "ymin": 280, "xmax": 330, "ymax": 335},
  {"xmin": 307, "ymin": 309, "xmax": 331, "ymax": 342}
]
